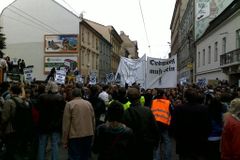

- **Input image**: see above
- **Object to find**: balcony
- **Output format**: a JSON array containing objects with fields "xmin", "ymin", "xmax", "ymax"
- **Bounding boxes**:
[{"xmin": 220, "ymin": 48, "xmax": 240, "ymax": 67}]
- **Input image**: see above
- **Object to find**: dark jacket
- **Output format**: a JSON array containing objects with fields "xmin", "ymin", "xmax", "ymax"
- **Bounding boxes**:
[
  {"xmin": 89, "ymin": 95, "xmax": 106, "ymax": 127},
  {"xmin": 171, "ymin": 102, "xmax": 211, "ymax": 155},
  {"xmin": 122, "ymin": 103, "xmax": 159, "ymax": 160},
  {"xmin": 92, "ymin": 123, "xmax": 134, "ymax": 160},
  {"xmin": 37, "ymin": 93, "xmax": 65, "ymax": 133}
]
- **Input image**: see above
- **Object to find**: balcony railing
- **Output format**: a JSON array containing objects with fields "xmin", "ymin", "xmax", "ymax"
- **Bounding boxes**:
[{"xmin": 220, "ymin": 48, "xmax": 240, "ymax": 67}]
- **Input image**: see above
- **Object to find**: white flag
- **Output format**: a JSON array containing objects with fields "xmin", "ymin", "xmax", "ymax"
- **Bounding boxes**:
[{"xmin": 115, "ymin": 54, "xmax": 146, "ymax": 88}]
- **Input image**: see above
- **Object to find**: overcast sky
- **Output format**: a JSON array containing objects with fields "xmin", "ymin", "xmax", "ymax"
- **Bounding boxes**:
[{"xmin": 0, "ymin": 0, "xmax": 176, "ymax": 58}]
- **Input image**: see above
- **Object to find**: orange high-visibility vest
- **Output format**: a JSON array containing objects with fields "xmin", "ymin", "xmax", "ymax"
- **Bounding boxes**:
[{"xmin": 151, "ymin": 99, "xmax": 171, "ymax": 125}]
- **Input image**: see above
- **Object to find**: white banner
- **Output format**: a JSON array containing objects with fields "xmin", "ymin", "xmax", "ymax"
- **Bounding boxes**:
[
  {"xmin": 55, "ymin": 70, "xmax": 66, "ymax": 84},
  {"xmin": 106, "ymin": 72, "xmax": 114, "ymax": 83},
  {"xmin": 115, "ymin": 54, "xmax": 146, "ymax": 88},
  {"xmin": 89, "ymin": 72, "xmax": 97, "ymax": 85},
  {"xmin": 23, "ymin": 67, "xmax": 33, "ymax": 82},
  {"xmin": 146, "ymin": 55, "xmax": 177, "ymax": 89},
  {"xmin": 76, "ymin": 75, "xmax": 83, "ymax": 84}
]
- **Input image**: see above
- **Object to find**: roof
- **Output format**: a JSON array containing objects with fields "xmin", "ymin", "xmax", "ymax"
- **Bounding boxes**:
[{"xmin": 85, "ymin": 19, "xmax": 122, "ymax": 43}]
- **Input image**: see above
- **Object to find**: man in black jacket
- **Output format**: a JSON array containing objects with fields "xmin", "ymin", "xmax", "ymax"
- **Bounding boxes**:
[
  {"xmin": 171, "ymin": 88, "xmax": 211, "ymax": 160},
  {"xmin": 37, "ymin": 81, "xmax": 65, "ymax": 160},
  {"xmin": 122, "ymin": 87, "xmax": 159, "ymax": 160}
]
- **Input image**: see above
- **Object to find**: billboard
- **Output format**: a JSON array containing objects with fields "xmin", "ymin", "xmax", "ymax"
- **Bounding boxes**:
[
  {"xmin": 44, "ymin": 34, "xmax": 78, "ymax": 53},
  {"xmin": 44, "ymin": 55, "xmax": 78, "ymax": 73},
  {"xmin": 195, "ymin": 0, "xmax": 234, "ymax": 39}
]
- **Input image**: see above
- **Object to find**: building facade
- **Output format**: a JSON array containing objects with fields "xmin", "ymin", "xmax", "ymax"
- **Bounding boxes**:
[
  {"xmin": 196, "ymin": 1, "xmax": 240, "ymax": 85},
  {"xmin": 170, "ymin": 0, "xmax": 191, "ymax": 84},
  {"xmin": 0, "ymin": 0, "xmax": 81, "ymax": 80},
  {"xmin": 119, "ymin": 31, "xmax": 139, "ymax": 59},
  {"xmin": 79, "ymin": 20, "xmax": 112, "ymax": 83},
  {"xmin": 177, "ymin": 0, "xmax": 195, "ymax": 84},
  {"xmin": 170, "ymin": 0, "xmax": 181, "ymax": 57},
  {"xmin": 85, "ymin": 20, "xmax": 122, "ymax": 74},
  {"xmin": 0, "ymin": 0, "xmax": 127, "ymax": 83}
]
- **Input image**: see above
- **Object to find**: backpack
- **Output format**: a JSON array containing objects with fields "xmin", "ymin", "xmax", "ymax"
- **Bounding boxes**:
[{"xmin": 11, "ymin": 97, "xmax": 33, "ymax": 137}]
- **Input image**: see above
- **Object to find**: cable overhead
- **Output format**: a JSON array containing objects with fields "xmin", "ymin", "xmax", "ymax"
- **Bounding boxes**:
[
  {"xmin": 2, "ymin": 14, "xmax": 53, "ymax": 33},
  {"xmin": 10, "ymin": 5, "xmax": 61, "ymax": 33},
  {"xmin": 60, "ymin": 0, "xmax": 79, "ymax": 16},
  {"xmin": 7, "ymin": 7, "xmax": 59, "ymax": 33},
  {"xmin": 138, "ymin": 0, "xmax": 151, "ymax": 54},
  {"xmin": 9, "ymin": 8, "xmax": 59, "ymax": 32}
]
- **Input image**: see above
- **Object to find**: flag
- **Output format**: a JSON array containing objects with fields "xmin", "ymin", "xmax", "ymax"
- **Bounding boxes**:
[{"xmin": 115, "ymin": 54, "xmax": 146, "ymax": 88}]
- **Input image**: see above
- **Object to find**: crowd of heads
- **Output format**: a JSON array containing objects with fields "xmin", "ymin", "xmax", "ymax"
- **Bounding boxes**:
[
  {"xmin": 0, "ymin": 79, "xmax": 239, "ymax": 108},
  {"xmin": 0, "ymin": 56, "xmax": 26, "ymax": 74}
]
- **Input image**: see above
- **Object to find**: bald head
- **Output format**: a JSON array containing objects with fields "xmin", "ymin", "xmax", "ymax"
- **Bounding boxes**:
[{"xmin": 127, "ymin": 87, "xmax": 140, "ymax": 103}]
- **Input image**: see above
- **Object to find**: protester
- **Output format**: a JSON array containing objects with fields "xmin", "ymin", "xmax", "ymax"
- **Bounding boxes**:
[
  {"xmin": 45, "ymin": 67, "xmax": 56, "ymax": 82},
  {"xmin": 221, "ymin": 98, "xmax": 240, "ymax": 160},
  {"xmin": 205, "ymin": 93, "xmax": 225, "ymax": 160},
  {"xmin": 89, "ymin": 85, "xmax": 106, "ymax": 127},
  {"xmin": 117, "ymin": 87, "xmax": 130, "ymax": 110},
  {"xmin": 122, "ymin": 87, "xmax": 159, "ymax": 160},
  {"xmin": 143, "ymin": 88, "xmax": 153, "ymax": 107},
  {"xmin": 92, "ymin": 100, "xmax": 134, "ymax": 160},
  {"xmin": 37, "ymin": 81, "xmax": 65, "ymax": 160},
  {"xmin": 152, "ymin": 89, "xmax": 173, "ymax": 160},
  {"xmin": 171, "ymin": 88, "xmax": 211, "ymax": 160},
  {"xmin": 62, "ymin": 88, "xmax": 95, "ymax": 160},
  {"xmin": 1, "ymin": 83, "xmax": 34, "ymax": 160},
  {"xmin": 98, "ymin": 84, "xmax": 110, "ymax": 105}
]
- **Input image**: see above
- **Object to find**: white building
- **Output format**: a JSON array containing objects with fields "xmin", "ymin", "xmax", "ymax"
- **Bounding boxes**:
[
  {"xmin": 196, "ymin": 1, "xmax": 240, "ymax": 85},
  {"xmin": 0, "ymin": 0, "xmax": 80, "ymax": 80}
]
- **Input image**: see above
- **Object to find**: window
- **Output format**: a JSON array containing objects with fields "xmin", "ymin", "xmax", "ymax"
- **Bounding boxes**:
[
  {"xmin": 203, "ymin": 49, "xmax": 205, "ymax": 66},
  {"xmin": 87, "ymin": 32, "xmax": 90, "ymax": 45},
  {"xmin": 236, "ymin": 29, "xmax": 240, "ymax": 49},
  {"xmin": 198, "ymin": 52, "xmax": 200, "ymax": 67},
  {"xmin": 96, "ymin": 39, "xmax": 99, "ymax": 50},
  {"xmin": 87, "ymin": 50, "xmax": 90, "ymax": 62},
  {"xmin": 92, "ymin": 54, "xmax": 94, "ymax": 69},
  {"xmin": 81, "ymin": 50, "xmax": 84, "ymax": 66},
  {"xmin": 222, "ymin": 37, "xmax": 226, "ymax": 54},
  {"xmin": 92, "ymin": 34, "xmax": 94, "ymax": 48},
  {"xmin": 81, "ymin": 28, "xmax": 84, "ymax": 43},
  {"xmin": 96, "ymin": 55, "xmax": 99, "ymax": 69},
  {"xmin": 214, "ymin": 42, "xmax": 218, "ymax": 62},
  {"xmin": 100, "ymin": 41, "xmax": 102, "ymax": 53},
  {"xmin": 208, "ymin": 46, "xmax": 211, "ymax": 64}
]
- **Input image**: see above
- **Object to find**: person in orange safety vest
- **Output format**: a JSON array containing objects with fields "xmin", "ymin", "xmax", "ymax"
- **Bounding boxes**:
[{"xmin": 151, "ymin": 88, "xmax": 173, "ymax": 160}]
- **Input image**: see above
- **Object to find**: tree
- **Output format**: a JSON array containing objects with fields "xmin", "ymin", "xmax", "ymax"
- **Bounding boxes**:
[{"xmin": 0, "ymin": 27, "xmax": 6, "ymax": 58}]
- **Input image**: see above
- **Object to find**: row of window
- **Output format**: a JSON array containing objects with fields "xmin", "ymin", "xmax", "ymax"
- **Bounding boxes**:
[
  {"xmin": 198, "ymin": 29, "xmax": 240, "ymax": 67},
  {"xmin": 198, "ymin": 38, "xmax": 225, "ymax": 67},
  {"xmin": 81, "ymin": 28, "xmax": 99, "ymax": 50},
  {"xmin": 81, "ymin": 49, "xmax": 99, "ymax": 70}
]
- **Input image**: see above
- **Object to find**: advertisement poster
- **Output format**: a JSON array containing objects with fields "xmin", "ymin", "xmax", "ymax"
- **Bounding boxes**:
[
  {"xmin": 44, "ymin": 56, "xmax": 78, "ymax": 73},
  {"xmin": 195, "ymin": 0, "xmax": 234, "ymax": 39},
  {"xmin": 45, "ymin": 34, "xmax": 78, "ymax": 53}
]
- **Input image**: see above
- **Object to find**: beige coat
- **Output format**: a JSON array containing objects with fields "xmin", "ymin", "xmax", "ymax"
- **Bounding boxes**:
[{"xmin": 62, "ymin": 97, "xmax": 95, "ymax": 144}]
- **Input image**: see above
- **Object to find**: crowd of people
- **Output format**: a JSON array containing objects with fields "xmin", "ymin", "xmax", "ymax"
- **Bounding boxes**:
[
  {"xmin": 0, "ymin": 56, "xmax": 26, "ymax": 74},
  {"xmin": 0, "ymin": 79, "xmax": 239, "ymax": 160}
]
